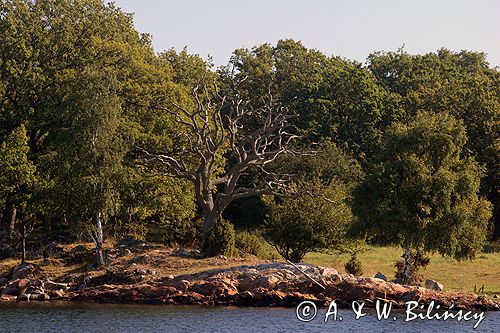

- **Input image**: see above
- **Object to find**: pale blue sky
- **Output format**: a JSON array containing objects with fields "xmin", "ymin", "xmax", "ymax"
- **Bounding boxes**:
[{"xmin": 110, "ymin": 0, "xmax": 500, "ymax": 67}]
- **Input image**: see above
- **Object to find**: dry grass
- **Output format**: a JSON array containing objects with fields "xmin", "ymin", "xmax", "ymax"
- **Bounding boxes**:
[{"xmin": 0, "ymin": 242, "xmax": 268, "ymax": 283}]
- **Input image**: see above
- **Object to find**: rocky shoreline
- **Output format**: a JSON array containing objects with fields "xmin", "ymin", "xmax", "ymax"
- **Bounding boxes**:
[{"xmin": 1, "ymin": 261, "xmax": 498, "ymax": 311}]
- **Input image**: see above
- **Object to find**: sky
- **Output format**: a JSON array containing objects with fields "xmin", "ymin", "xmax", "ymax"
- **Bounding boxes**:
[{"xmin": 110, "ymin": 0, "xmax": 500, "ymax": 68}]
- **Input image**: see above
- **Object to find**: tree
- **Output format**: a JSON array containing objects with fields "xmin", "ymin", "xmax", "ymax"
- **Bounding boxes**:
[
  {"xmin": 49, "ymin": 68, "xmax": 124, "ymax": 267},
  {"xmin": 367, "ymin": 49, "xmax": 500, "ymax": 240},
  {"xmin": 262, "ymin": 143, "xmax": 362, "ymax": 262},
  {"xmin": 352, "ymin": 112, "xmax": 492, "ymax": 284},
  {"xmin": 0, "ymin": 125, "xmax": 37, "ymax": 239},
  {"xmin": 140, "ymin": 84, "xmax": 312, "ymax": 249},
  {"xmin": 0, "ymin": 0, "xmax": 199, "ymax": 254},
  {"xmin": 263, "ymin": 181, "xmax": 353, "ymax": 262},
  {"xmin": 223, "ymin": 39, "xmax": 399, "ymax": 165}
]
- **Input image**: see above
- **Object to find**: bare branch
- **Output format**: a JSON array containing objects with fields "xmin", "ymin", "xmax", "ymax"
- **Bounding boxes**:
[{"xmin": 141, "ymin": 82, "xmax": 316, "ymax": 235}]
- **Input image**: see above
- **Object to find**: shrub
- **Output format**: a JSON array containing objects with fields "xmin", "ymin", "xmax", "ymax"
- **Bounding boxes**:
[
  {"xmin": 235, "ymin": 230, "xmax": 263, "ymax": 256},
  {"xmin": 202, "ymin": 218, "xmax": 235, "ymax": 257},
  {"xmin": 262, "ymin": 181, "xmax": 353, "ymax": 262},
  {"xmin": 344, "ymin": 255, "xmax": 363, "ymax": 276}
]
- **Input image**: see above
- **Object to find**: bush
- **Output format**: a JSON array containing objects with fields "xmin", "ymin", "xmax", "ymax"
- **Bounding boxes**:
[
  {"xmin": 262, "ymin": 181, "xmax": 353, "ymax": 262},
  {"xmin": 235, "ymin": 230, "xmax": 263, "ymax": 256},
  {"xmin": 344, "ymin": 255, "xmax": 363, "ymax": 276},
  {"xmin": 202, "ymin": 218, "xmax": 235, "ymax": 257}
]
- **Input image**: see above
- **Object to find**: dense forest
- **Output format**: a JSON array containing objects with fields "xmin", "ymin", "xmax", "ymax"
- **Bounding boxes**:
[{"xmin": 0, "ymin": 0, "xmax": 498, "ymax": 284}]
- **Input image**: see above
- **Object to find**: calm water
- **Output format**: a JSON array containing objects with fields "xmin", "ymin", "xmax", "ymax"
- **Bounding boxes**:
[{"xmin": 0, "ymin": 302, "xmax": 498, "ymax": 333}]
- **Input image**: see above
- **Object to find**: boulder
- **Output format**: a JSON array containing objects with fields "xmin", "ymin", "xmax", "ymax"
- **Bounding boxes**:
[
  {"xmin": 192, "ymin": 282, "xmax": 227, "ymax": 297},
  {"xmin": 12, "ymin": 263, "xmax": 36, "ymax": 280},
  {"xmin": 425, "ymin": 279, "xmax": 444, "ymax": 291},
  {"xmin": 1, "ymin": 282, "xmax": 19, "ymax": 296},
  {"xmin": 319, "ymin": 267, "xmax": 338, "ymax": 277},
  {"xmin": 17, "ymin": 293, "xmax": 31, "ymax": 301},
  {"xmin": 25, "ymin": 286, "xmax": 44, "ymax": 295},
  {"xmin": 374, "ymin": 272, "xmax": 388, "ymax": 281},
  {"xmin": 2, "ymin": 278, "xmax": 30, "ymax": 296},
  {"xmin": 172, "ymin": 280, "xmax": 190, "ymax": 293},
  {"xmin": 1, "ymin": 295, "xmax": 17, "ymax": 301},
  {"xmin": 238, "ymin": 274, "xmax": 280, "ymax": 291},
  {"xmin": 30, "ymin": 293, "xmax": 50, "ymax": 301}
]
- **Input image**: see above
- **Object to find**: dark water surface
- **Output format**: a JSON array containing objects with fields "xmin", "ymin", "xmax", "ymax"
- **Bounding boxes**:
[{"xmin": 0, "ymin": 302, "xmax": 498, "ymax": 333}]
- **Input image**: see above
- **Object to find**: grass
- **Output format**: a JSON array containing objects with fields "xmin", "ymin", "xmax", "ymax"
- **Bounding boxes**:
[{"xmin": 303, "ymin": 246, "xmax": 500, "ymax": 296}]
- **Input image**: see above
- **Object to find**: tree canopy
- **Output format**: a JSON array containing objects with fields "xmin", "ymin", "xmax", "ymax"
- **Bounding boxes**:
[{"xmin": 0, "ymin": 0, "xmax": 498, "ymax": 266}]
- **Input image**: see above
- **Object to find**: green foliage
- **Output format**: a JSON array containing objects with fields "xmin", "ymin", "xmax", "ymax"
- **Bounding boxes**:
[
  {"xmin": 224, "ymin": 39, "xmax": 398, "ymax": 164},
  {"xmin": 202, "ymin": 218, "xmax": 236, "ymax": 257},
  {"xmin": 0, "ymin": 0, "xmax": 197, "ymax": 244},
  {"xmin": 263, "ymin": 181, "xmax": 354, "ymax": 262},
  {"xmin": 353, "ymin": 112, "xmax": 492, "ymax": 260},
  {"xmin": 235, "ymin": 230, "xmax": 265, "ymax": 257},
  {"xmin": 368, "ymin": 48, "xmax": 500, "ymax": 238},
  {"xmin": 262, "ymin": 143, "xmax": 361, "ymax": 262},
  {"xmin": 48, "ymin": 67, "xmax": 123, "ymax": 228},
  {"xmin": 148, "ymin": 217, "xmax": 200, "ymax": 247},
  {"xmin": 344, "ymin": 255, "xmax": 363, "ymax": 276},
  {"xmin": 0, "ymin": 125, "xmax": 36, "ymax": 205},
  {"xmin": 272, "ymin": 142, "xmax": 364, "ymax": 188},
  {"xmin": 0, "ymin": 0, "xmax": 497, "ymax": 267}
]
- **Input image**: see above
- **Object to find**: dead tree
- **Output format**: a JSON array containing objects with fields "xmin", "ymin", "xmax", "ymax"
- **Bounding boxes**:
[{"xmin": 140, "ymin": 85, "xmax": 311, "ymax": 245}]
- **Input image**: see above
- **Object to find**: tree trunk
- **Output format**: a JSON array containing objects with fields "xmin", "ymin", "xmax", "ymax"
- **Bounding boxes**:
[
  {"xmin": 21, "ymin": 224, "xmax": 27, "ymax": 264},
  {"xmin": 95, "ymin": 212, "xmax": 105, "ymax": 268},
  {"xmin": 401, "ymin": 245, "xmax": 412, "ymax": 285},
  {"xmin": 201, "ymin": 209, "xmax": 219, "ymax": 244}
]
